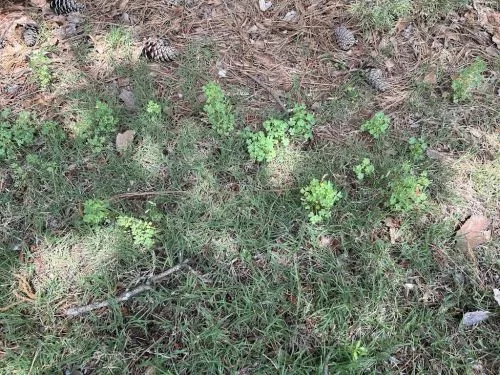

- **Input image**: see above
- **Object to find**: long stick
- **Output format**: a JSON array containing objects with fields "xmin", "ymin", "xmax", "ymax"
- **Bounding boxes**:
[{"xmin": 64, "ymin": 260, "xmax": 190, "ymax": 317}]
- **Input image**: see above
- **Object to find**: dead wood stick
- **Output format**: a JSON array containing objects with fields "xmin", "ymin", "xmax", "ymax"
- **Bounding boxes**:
[
  {"xmin": 239, "ymin": 71, "xmax": 287, "ymax": 112},
  {"xmin": 64, "ymin": 259, "xmax": 190, "ymax": 317},
  {"xmin": 110, "ymin": 190, "xmax": 186, "ymax": 201}
]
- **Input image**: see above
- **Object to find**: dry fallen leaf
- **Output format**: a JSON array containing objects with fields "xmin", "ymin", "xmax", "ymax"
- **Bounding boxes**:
[
  {"xmin": 494, "ymin": 288, "xmax": 500, "ymax": 306},
  {"xmin": 462, "ymin": 310, "xmax": 490, "ymax": 326},
  {"xmin": 473, "ymin": 0, "xmax": 500, "ymax": 48},
  {"xmin": 258, "ymin": 0, "xmax": 272, "ymax": 12},
  {"xmin": 116, "ymin": 130, "xmax": 136, "ymax": 152},
  {"xmin": 455, "ymin": 215, "xmax": 491, "ymax": 251},
  {"xmin": 119, "ymin": 89, "xmax": 136, "ymax": 109}
]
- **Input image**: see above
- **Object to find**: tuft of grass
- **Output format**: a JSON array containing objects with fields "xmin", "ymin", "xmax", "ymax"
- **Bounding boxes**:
[
  {"xmin": 452, "ymin": 57, "xmax": 487, "ymax": 103},
  {"xmin": 350, "ymin": 0, "xmax": 412, "ymax": 30}
]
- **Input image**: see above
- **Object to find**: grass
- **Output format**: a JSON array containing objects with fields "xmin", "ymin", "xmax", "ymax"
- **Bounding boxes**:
[{"xmin": 0, "ymin": 2, "xmax": 498, "ymax": 375}]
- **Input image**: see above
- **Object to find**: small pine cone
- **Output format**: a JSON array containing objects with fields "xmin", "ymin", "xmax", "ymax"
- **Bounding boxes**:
[
  {"xmin": 23, "ymin": 24, "xmax": 39, "ymax": 47},
  {"xmin": 142, "ymin": 39, "xmax": 177, "ymax": 62},
  {"xmin": 365, "ymin": 69, "xmax": 390, "ymax": 92},
  {"xmin": 50, "ymin": 0, "xmax": 85, "ymax": 15},
  {"xmin": 333, "ymin": 25, "xmax": 355, "ymax": 51}
]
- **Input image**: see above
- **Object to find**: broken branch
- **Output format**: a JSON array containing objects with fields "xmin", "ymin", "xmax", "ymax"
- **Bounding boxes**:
[{"xmin": 64, "ymin": 259, "xmax": 190, "ymax": 317}]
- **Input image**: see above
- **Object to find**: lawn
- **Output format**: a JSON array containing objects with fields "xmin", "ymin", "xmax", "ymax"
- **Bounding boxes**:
[{"xmin": 0, "ymin": 0, "xmax": 499, "ymax": 374}]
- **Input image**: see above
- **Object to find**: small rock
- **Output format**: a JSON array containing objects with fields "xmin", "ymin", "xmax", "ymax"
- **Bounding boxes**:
[
  {"xmin": 119, "ymin": 88, "xmax": 136, "ymax": 109},
  {"xmin": 218, "ymin": 69, "xmax": 227, "ymax": 78},
  {"xmin": 116, "ymin": 130, "xmax": 136, "ymax": 152}
]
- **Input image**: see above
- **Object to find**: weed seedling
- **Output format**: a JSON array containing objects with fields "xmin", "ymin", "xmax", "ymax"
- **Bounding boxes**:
[
  {"xmin": 408, "ymin": 137, "xmax": 427, "ymax": 161},
  {"xmin": 361, "ymin": 111, "xmax": 390, "ymax": 139},
  {"xmin": 203, "ymin": 82, "xmax": 235, "ymax": 135},
  {"xmin": 452, "ymin": 57, "xmax": 486, "ymax": 103},
  {"xmin": 350, "ymin": 341, "xmax": 368, "ymax": 362},
  {"xmin": 388, "ymin": 163, "xmax": 431, "ymax": 212},
  {"xmin": 301, "ymin": 178, "xmax": 342, "ymax": 224},
  {"xmin": 145, "ymin": 100, "xmax": 162, "ymax": 119},
  {"xmin": 245, "ymin": 130, "xmax": 277, "ymax": 162},
  {"xmin": 117, "ymin": 215, "xmax": 156, "ymax": 249},
  {"xmin": 29, "ymin": 51, "xmax": 52, "ymax": 90},
  {"xmin": 263, "ymin": 118, "xmax": 289, "ymax": 146},
  {"xmin": 83, "ymin": 199, "xmax": 110, "ymax": 225},
  {"xmin": 0, "ymin": 109, "xmax": 36, "ymax": 160},
  {"xmin": 288, "ymin": 104, "xmax": 316, "ymax": 140},
  {"xmin": 77, "ymin": 100, "xmax": 119, "ymax": 153},
  {"xmin": 353, "ymin": 158, "xmax": 375, "ymax": 180}
]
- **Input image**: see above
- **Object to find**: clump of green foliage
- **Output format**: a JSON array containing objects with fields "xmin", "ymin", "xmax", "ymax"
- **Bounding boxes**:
[
  {"xmin": 78, "ymin": 100, "xmax": 119, "ymax": 153},
  {"xmin": 82, "ymin": 199, "xmax": 110, "ymax": 225},
  {"xmin": 117, "ymin": 216, "xmax": 156, "ymax": 249},
  {"xmin": 361, "ymin": 112, "xmax": 390, "ymax": 139},
  {"xmin": 245, "ymin": 130, "xmax": 277, "ymax": 162},
  {"xmin": 145, "ymin": 100, "xmax": 162, "ymax": 119},
  {"xmin": 203, "ymin": 82, "xmax": 235, "ymax": 135},
  {"xmin": 40, "ymin": 121, "xmax": 66, "ymax": 143},
  {"xmin": 408, "ymin": 137, "xmax": 427, "ymax": 161},
  {"xmin": 29, "ymin": 51, "xmax": 52, "ymax": 90},
  {"xmin": 452, "ymin": 57, "xmax": 486, "ymax": 103},
  {"xmin": 350, "ymin": 0, "xmax": 412, "ymax": 30},
  {"xmin": 263, "ymin": 119, "xmax": 289, "ymax": 145},
  {"xmin": 349, "ymin": 341, "xmax": 368, "ymax": 362},
  {"xmin": 245, "ymin": 105, "xmax": 316, "ymax": 162},
  {"xmin": 301, "ymin": 178, "xmax": 343, "ymax": 224},
  {"xmin": 388, "ymin": 163, "xmax": 431, "ymax": 212},
  {"xmin": 353, "ymin": 158, "xmax": 375, "ymax": 180},
  {"xmin": 0, "ymin": 109, "xmax": 36, "ymax": 160},
  {"xmin": 287, "ymin": 104, "xmax": 316, "ymax": 140}
]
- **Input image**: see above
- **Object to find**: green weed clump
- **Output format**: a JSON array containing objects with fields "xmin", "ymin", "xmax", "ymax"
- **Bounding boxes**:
[
  {"xmin": 408, "ymin": 136, "xmax": 427, "ymax": 161},
  {"xmin": 82, "ymin": 199, "xmax": 110, "ymax": 225},
  {"xmin": 353, "ymin": 158, "xmax": 375, "ymax": 180},
  {"xmin": 361, "ymin": 111, "xmax": 390, "ymax": 139},
  {"xmin": 388, "ymin": 163, "xmax": 431, "ymax": 212},
  {"xmin": 301, "ymin": 178, "xmax": 342, "ymax": 224},
  {"xmin": 145, "ymin": 100, "xmax": 162, "ymax": 119},
  {"xmin": 452, "ymin": 57, "xmax": 486, "ymax": 103},
  {"xmin": 288, "ymin": 104, "xmax": 316, "ymax": 140},
  {"xmin": 29, "ymin": 51, "xmax": 52, "ymax": 90},
  {"xmin": 245, "ymin": 105, "xmax": 316, "ymax": 162},
  {"xmin": 117, "ymin": 215, "xmax": 156, "ymax": 249},
  {"xmin": 245, "ymin": 130, "xmax": 277, "ymax": 162},
  {"xmin": 77, "ymin": 100, "xmax": 119, "ymax": 153},
  {"xmin": 0, "ymin": 109, "xmax": 36, "ymax": 160},
  {"xmin": 203, "ymin": 82, "xmax": 235, "ymax": 135},
  {"xmin": 350, "ymin": 0, "xmax": 412, "ymax": 30}
]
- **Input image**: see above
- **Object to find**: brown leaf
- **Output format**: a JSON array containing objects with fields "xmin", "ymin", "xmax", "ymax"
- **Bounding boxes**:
[
  {"xmin": 455, "ymin": 215, "xmax": 491, "ymax": 251},
  {"xmin": 116, "ymin": 130, "xmax": 136, "ymax": 152},
  {"xmin": 423, "ymin": 67, "xmax": 437, "ymax": 85},
  {"xmin": 474, "ymin": 0, "xmax": 500, "ymax": 48}
]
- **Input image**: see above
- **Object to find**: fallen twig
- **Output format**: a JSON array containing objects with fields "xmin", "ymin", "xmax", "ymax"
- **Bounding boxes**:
[
  {"xmin": 64, "ymin": 259, "xmax": 190, "ymax": 317},
  {"xmin": 238, "ymin": 71, "xmax": 287, "ymax": 112},
  {"xmin": 110, "ymin": 190, "xmax": 186, "ymax": 201}
]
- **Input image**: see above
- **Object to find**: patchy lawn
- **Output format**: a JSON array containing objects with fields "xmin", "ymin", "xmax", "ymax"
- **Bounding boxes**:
[{"xmin": 0, "ymin": 0, "xmax": 498, "ymax": 374}]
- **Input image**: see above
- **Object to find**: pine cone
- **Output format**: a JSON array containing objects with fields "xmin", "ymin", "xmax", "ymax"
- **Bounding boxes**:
[
  {"xmin": 142, "ymin": 39, "xmax": 177, "ymax": 62},
  {"xmin": 23, "ymin": 24, "xmax": 39, "ymax": 47},
  {"xmin": 50, "ymin": 0, "xmax": 85, "ymax": 15},
  {"xmin": 333, "ymin": 25, "xmax": 355, "ymax": 51},
  {"xmin": 365, "ymin": 69, "xmax": 390, "ymax": 92}
]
